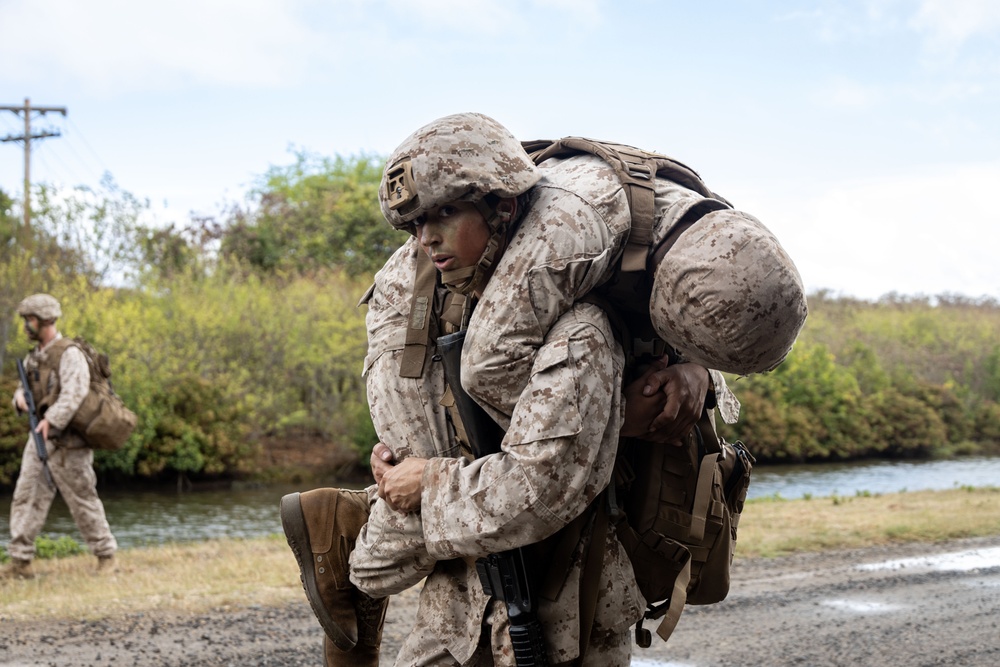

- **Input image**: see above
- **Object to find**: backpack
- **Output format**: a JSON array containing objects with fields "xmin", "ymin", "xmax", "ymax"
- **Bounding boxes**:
[
  {"xmin": 37, "ymin": 337, "xmax": 138, "ymax": 451},
  {"xmin": 613, "ymin": 411, "xmax": 754, "ymax": 646},
  {"xmin": 523, "ymin": 138, "xmax": 755, "ymax": 646}
]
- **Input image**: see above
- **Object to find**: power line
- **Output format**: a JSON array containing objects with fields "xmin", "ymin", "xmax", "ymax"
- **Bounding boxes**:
[
  {"xmin": 1, "ymin": 97, "xmax": 68, "ymax": 233},
  {"xmin": 65, "ymin": 116, "xmax": 111, "ymax": 176},
  {"xmin": 34, "ymin": 141, "xmax": 81, "ymax": 188}
]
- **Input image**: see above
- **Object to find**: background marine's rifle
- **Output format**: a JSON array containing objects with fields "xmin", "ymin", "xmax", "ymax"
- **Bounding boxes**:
[
  {"xmin": 16, "ymin": 359, "xmax": 56, "ymax": 490},
  {"xmin": 438, "ymin": 330, "xmax": 550, "ymax": 667}
]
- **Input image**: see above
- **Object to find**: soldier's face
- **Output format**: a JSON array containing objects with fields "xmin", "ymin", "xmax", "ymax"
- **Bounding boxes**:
[
  {"xmin": 415, "ymin": 201, "xmax": 491, "ymax": 273},
  {"xmin": 22, "ymin": 316, "xmax": 40, "ymax": 341}
]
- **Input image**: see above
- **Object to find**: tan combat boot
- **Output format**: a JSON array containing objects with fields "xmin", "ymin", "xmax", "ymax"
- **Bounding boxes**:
[
  {"xmin": 280, "ymin": 488, "xmax": 387, "ymax": 653},
  {"xmin": 96, "ymin": 554, "xmax": 117, "ymax": 574},
  {"xmin": 320, "ymin": 576, "xmax": 390, "ymax": 666},
  {"xmin": 2, "ymin": 558, "xmax": 35, "ymax": 580}
]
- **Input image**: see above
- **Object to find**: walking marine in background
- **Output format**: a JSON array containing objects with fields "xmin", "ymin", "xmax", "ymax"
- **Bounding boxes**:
[
  {"xmin": 282, "ymin": 113, "xmax": 807, "ymax": 666},
  {"xmin": 2, "ymin": 294, "xmax": 126, "ymax": 580}
]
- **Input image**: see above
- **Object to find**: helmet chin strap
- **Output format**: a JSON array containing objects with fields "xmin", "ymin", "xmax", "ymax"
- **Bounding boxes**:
[{"xmin": 440, "ymin": 201, "xmax": 508, "ymax": 296}]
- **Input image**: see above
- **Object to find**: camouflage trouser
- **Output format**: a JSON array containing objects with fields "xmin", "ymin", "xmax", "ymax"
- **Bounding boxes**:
[
  {"xmin": 393, "ymin": 599, "xmax": 632, "ymax": 667},
  {"xmin": 7, "ymin": 437, "xmax": 117, "ymax": 561}
]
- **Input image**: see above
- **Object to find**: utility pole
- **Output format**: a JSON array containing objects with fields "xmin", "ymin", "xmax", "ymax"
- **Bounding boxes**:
[{"xmin": 1, "ymin": 97, "xmax": 67, "ymax": 234}]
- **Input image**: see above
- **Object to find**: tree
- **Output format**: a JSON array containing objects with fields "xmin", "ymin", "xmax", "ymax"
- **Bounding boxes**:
[
  {"xmin": 220, "ymin": 151, "xmax": 405, "ymax": 276},
  {"xmin": 31, "ymin": 173, "xmax": 150, "ymax": 285}
]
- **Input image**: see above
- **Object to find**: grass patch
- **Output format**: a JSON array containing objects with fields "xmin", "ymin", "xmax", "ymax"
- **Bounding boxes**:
[
  {"xmin": 0, "ymin": 533, "xmax": 303, "ymax": 621},
  {"xmin": 3, "ymin": 487, "xmax": 1000, "ymax": 621},
  {"xmin": 737, "ymin": 486, "xmax": 1000, "ymax": 558}
]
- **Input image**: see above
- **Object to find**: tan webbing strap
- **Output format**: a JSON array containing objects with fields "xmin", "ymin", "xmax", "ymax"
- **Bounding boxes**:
[
  {"xmin": 526, "ymin": 137, "xmax": 656, "ymax": 274},
  {"xmin": 689, "ymin": 451, "xmax": 718, "ymax": 543},
  {"xmin": 399, "ymin": 250, "xmax": 438, "ymax": 379},
  {"xmin": 654, "ymin": 556, "xmax": 691, "ymax": 642},
  {"xmin": 616, "ymin": 148, "xmax": 657, "ymax": 273},
  {"xmin": 440, "ymin": 292, "xmax": 468, "ymax": 331}
]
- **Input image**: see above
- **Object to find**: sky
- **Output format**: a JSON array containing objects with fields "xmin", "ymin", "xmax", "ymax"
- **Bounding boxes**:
[{"xmin": 2, "ymin": 0, "xmax": 999, "ymax": 301}]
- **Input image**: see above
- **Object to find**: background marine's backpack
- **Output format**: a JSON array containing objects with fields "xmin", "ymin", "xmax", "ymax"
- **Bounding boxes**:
[{"xmin": 36, "ymin": 337, "xmax": 138, "ymax": 451}]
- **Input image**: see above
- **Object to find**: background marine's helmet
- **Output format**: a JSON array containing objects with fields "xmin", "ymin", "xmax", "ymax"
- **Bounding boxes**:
[
  {"xmin": 650, "ymin": 211, "xmax": 808, "ymax": 375},
  {"xmin": 17, "ymin": 293, "xmax": 62, "ymax": 322}
]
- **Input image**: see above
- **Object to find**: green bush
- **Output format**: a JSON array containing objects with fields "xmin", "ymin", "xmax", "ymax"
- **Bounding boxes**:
[
  {"xmin": 7, "ymin": 171, "xmax": 1000, "ymax": 483},
  {"xmin": 0, "ymin": 535, "xmax": 86, "ymax": 563},
  {"xmin": 0, "ymin": 263, "xmax": 371, "ymax": 483},
  {"xmin": 0, "ymin": 373, "xmax": 26, "ymax": 486}
]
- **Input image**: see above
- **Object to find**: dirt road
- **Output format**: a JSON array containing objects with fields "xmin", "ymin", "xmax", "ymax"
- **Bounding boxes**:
[{"xmin": 2, "ymin": 535, "xmax": 998, "ymax": 666}]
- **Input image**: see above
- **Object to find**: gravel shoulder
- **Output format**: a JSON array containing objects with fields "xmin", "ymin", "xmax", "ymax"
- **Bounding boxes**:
[{"xmin": 3, "ymin": 535, "xmax": 999, "ymax": 666}]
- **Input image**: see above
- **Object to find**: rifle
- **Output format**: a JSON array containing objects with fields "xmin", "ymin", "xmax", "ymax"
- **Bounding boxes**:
[
  {"xmin": 437, "ymin": 330, "xmax": 550, "ymax": 667},
  {"xmin": 16, "ymin": 359, "xmax": 56, "ymax": 490}
]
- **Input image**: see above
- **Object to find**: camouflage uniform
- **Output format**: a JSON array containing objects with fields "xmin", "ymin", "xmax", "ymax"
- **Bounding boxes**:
[
  {"xmin": 353, "ymin": 239, "xmax": 644, "ymax": 665},
  {"xmin": 355, "ymin": 113, "xmax": 805, "ymax": 665},
  {"xmin": 9, "ymin": 334, "xmax": 118, "ymax": 561}
]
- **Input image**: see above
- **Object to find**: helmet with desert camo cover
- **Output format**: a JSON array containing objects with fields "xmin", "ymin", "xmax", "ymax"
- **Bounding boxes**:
[
  {"xmin": 380, "ymin": 112, "xmax": 542, "ymax": 294},
  {"xmin": 650, "ymin": 210, "xmax": 808, "ymax": 375},
  {"xmin": 17, "ymin": 293, "xmax": 62, "ymax": 322}
]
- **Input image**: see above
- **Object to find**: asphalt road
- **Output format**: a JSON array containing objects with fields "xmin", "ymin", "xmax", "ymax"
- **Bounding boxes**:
[
  {"xmin": 1, "ymin": 535, "xmax": 998, "ymax": 666},
  {"xmin": 637, "ymin": 535, "xmax": 1000, "ymax": 667}
]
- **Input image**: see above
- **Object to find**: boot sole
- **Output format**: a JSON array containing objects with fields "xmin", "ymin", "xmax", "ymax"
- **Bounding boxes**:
[{"xmin": 280, "ymin": 492, "xmax": 357, "ymax": 651}]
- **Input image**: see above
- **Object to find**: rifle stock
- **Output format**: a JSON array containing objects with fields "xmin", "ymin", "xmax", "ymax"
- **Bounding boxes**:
[
  {"xmin": 437, "ymin": 330, "xmax": 550, "ymax": 667},
  {"xmin": 16, "ymin": 359, "xmax": 55, "ymax": 490}
]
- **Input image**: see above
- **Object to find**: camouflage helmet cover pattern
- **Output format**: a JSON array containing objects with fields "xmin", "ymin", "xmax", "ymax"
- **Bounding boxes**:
[
  {"xmin": 650, "ymin": 211, "xmax": 808, "ymax": 375},
  {"xmin": 17, "ymin": 293, "xmax": 62, "ymax": 321},
  {"xmin": 380, "ymin": 112, "xmax": 542, "ymax": 230}
]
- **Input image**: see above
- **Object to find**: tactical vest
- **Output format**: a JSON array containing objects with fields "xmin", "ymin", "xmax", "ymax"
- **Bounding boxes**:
[
  {"xmin": 26, "ymin": 337, "xmax": 137, "ymax": 451},
  {"xmin": 613, "ymin": 411, "xmax": 754, "ymax": 646},
  {"xmin": 27, "ymin": 337, "xmax": 78, "ymax": 419}
]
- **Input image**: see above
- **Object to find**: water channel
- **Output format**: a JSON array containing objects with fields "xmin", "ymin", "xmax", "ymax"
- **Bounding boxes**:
[{"xmin": 1, "ymin": 456, "xmax": 998, "ymax": 550}]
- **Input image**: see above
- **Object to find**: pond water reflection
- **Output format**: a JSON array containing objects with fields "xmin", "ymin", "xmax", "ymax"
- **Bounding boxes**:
[
  {"xmin": 1, "ymin": 457, "xmax": 998, "ymax": 550},
  {"xmin": 747, "ymin": 455, "xmax": 1000, "ymax": 500}
]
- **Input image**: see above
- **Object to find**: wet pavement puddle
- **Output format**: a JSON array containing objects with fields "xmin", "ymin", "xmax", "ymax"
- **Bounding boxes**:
[
  {"xmin": 820, "ymin": 599, "xmax": 904, "ymax": 613},
  {"xmin": 855, "ymin": 546, "xmax": 1000, "ymax": 573}
]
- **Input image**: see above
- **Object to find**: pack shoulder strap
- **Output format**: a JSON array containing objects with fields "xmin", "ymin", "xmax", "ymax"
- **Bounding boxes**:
[
  {"xmin": 399, "ymin": 249, "xmax": 439, "ymax": 378},
  {"xmin": 522, "ymin": 137, "xmax": 719, "ymax": 272}
]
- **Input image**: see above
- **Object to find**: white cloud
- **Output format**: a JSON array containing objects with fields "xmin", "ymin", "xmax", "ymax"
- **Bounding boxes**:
[
  {"xmin": 0, "ymin": 0, "xmax": 329, "ymax": 91},
  {"xmin": 352, "ymin": 0, "xmax": 601, "ymax": 33},
  {"xmin": 535, "ymin": 0, "xmax": 602, "ymax": 25},
  {"xmin": 911, "ymin": 0, "xmax": 1000, "ymax": 53},
  {"xmin": 811, "ymin": 77, "xmax": 882, "ymax": 111},
  {"xmin": 779, "ymin": 0, "xmax": 1000, "ymax": 54},
  {"xmin": 0, "ymin": 0, "xmax": 607, "ymax": 91},
  {"xmin": 776, "ymin": 2, "xmax": 905, "ymax": 42},
  {"xmin": 734, "ymin": 162, "xmax": 1000, "ymax": 299}
]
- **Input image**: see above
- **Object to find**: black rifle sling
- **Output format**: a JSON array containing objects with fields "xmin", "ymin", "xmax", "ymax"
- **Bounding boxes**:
[{"xmin": 437, "ymin": 329, "xmax": 550, "ymax": 666}]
